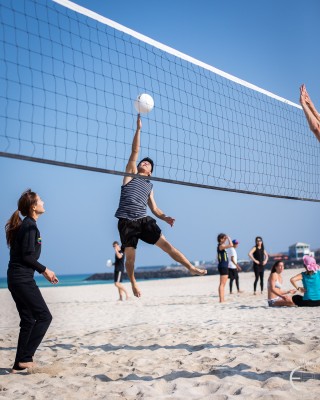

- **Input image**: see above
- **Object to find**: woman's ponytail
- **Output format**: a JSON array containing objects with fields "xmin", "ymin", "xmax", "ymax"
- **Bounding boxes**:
[
  {"xmin": 5, "ymin": 210, "xmax": 22, "ymax": 247},
  {"xmin": 5, "ymin": 189, "xmax": 38, "ymax": 247}
]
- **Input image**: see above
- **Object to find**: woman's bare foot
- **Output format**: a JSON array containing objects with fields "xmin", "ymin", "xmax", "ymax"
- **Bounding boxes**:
[
  {"xmin": 10, "ymin": 367, "xmax": 26, "ymax": 374},
  {"xmin": 11, "ymin": 361, "xmax": 36, "ymax": 373}
]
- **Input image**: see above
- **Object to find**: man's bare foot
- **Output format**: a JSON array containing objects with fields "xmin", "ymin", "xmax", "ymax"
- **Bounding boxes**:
[
  {"xmin": 190, "ymin": 267, "xmax": 207, "ymax": 276},
  {"xmin": 132, "ymin": 283, "xmax": 141, "ymax": 297}
]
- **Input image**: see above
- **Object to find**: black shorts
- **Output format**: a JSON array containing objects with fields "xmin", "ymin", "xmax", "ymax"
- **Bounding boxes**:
[
  {"xmin": 228, "ymin": 269, "xmax": 239, "ymax": 280},
  {"xmin": 218, "ymin": 265, "xmax": 229, "ymax": 276},
  {"xmin": 114, "ymin": 270, "xmax": 123, "ymax": 283},
  {"xmin": 118, "ymin": 216, "xmax": 162, "ymax": 249}
]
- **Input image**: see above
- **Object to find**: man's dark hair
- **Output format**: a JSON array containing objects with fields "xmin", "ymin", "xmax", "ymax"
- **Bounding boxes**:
[{"xmin": 138, "ymin": 157, "xmax": 154, "ymax": 173}]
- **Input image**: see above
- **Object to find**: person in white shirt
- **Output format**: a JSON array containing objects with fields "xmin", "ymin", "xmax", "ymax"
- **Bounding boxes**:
[{"xmin": 227, "ymin": 239, "xmax": 243, "ymax": 294}]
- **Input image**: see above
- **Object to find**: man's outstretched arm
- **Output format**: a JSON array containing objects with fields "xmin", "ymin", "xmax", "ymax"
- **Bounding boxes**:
[
  {"xmin": 123, "ymin": 115, "xmax": 142, "ymax": 184},
  {"xmin": 300, "ymin": 84, "xmax": 320, "ymax": 142}
]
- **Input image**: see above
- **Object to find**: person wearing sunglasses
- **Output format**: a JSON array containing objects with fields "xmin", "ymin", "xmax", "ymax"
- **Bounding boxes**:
[{"xmin": 248, "ymin": 236, "xmax": 269, "ymax": 295}]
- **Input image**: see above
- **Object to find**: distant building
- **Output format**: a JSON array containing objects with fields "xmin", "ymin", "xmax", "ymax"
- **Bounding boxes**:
[
  {"xmin": 288, "ymin": 243, "xmax": 311, "ymax": 259},
  {"xmin": 269, "ymin": 253, "xmax": 289, "ymax": 261}
]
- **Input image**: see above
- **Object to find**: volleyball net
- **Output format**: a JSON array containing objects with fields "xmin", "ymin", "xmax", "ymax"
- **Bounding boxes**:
[{"xmin": 1, "ymin": 0, "xmax": 319, "ymax": 201}]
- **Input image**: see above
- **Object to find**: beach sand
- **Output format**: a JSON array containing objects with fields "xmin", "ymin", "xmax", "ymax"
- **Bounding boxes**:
[{"xmin": 0, "ymin": 269, "xmax": 319, "ymax": 399}]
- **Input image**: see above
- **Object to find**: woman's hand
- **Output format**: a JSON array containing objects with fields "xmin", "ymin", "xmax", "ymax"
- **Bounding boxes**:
[{"xmin": 43, "ymin": 268, "xmax": 59, "ymax": 284}]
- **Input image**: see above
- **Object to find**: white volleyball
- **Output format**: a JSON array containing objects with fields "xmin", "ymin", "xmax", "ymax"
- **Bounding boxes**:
[{"xmin": 134, "ymin": 93, "xmax": 154, "ymax": 114}]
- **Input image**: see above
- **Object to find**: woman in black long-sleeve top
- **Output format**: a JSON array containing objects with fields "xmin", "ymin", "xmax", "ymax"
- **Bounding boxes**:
[{"xmin": 5, "ymin": 189, "xmax": 58, "ymax": 373}]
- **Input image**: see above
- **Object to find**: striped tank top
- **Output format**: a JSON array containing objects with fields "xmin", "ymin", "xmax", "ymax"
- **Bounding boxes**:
[{"xmin": 115, "ymin": 177, "xmax": 153, "ymax": 220}]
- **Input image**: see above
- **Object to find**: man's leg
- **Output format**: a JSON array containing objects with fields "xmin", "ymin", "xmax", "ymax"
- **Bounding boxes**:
[
  {"xmin": 229, "ymin": 271, "xmax": 234, "ymax": 294},
  {"xmin": 120, "ymin": 284, "xmax": 129, "ymax": 300},
  {"xmin": 115, "ymin": 282, "xmax": 129, "ymax": 300},
  {"xmin": 155, "ymin": 236, "xmax": 207, "ymax": 276},
  {"xmin": 124, "ymin": 247, "xmax": 142, "ymax": 297},
  {"xmin": 114, "ymin": 283, "xmax": 123, "ymax": 300},
  {"xmin": 234, "ymin": 270, "xmax": 241, "ymax": 292}
]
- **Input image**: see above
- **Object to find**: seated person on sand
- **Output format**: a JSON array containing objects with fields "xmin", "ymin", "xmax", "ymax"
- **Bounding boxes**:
[
  {"xmin": 290, "ymin": 255, "xmax": 320, "ymax": 307},
  {"xmin": 267, "ymin": 261, "xmax": 296, "ymax": 307}
]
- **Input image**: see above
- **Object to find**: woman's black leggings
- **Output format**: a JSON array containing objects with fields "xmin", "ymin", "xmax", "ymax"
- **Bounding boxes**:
[
  {"xmin": 253, "ymin": 266, "xmax": 264, "ymax": 292},
  {"xmin": 8, "ymin": 279, "xmax": 52, "ymax": 370},
  {"xmin": 292, "ymin": 295, "xmax": 320, "ymax": 307}
]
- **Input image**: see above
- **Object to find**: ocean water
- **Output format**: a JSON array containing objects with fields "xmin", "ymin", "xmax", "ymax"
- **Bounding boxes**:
[
  {"xmin": 0, "ymin": 273, "xmax": 113, "ymax": 290},
  {"xmin": 0, "ymin": 265, "xmax": 173, "ymax": 289}
]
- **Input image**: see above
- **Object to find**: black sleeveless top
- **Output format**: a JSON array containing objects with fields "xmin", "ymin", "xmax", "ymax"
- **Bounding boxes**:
[
  {"xmin": 253, "ymin": 247, "xmax": 265, "ymax": 270},
  {"xmin": 217, "ymin": 245, "xmax": 228, "ymax": 268},
  {"xmin": 114, "ymin": 250, "xmax": 125, "ymax": 273}
]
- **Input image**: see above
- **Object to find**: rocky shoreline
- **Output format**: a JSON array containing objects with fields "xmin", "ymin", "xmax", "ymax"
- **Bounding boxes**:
[{"xmin": 85, "ymin": 258, "xmax": 308, "ymax": 282}]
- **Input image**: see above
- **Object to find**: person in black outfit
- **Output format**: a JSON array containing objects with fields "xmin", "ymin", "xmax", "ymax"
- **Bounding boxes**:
[
  {"xmin": 112, "ymin": 241, "xmax": 129, "ymax": 301},
  {"xmin": 248, "ymin": 236, "xmax": 269, "ymax": 295},
  {"xmin": 5, "ymin": 189, "xmax": 58, "ymax": 373},
  {"xmin": 217, "ymin": 233, "xmax": 234, "ymax": 303}
]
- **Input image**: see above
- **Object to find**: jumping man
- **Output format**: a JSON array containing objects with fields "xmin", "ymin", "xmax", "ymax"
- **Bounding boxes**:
[{"xmin": 115, "ymin": 114, "xmax": 207, "ymax": 297}]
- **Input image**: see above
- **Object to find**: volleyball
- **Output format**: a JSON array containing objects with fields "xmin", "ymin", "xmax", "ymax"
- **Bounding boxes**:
[
  {"xmin": 134, "ymin": 93, "xmax": 154, "ymax": 114},
  {"xmin": 106, "ymin": 259, "xmax": 113, "ymax": 268}
]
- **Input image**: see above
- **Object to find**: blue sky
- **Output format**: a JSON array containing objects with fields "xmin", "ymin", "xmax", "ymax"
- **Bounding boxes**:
[{"xmin": 1, "ymin": 0, "xmax": 320, "ymax": 277}]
